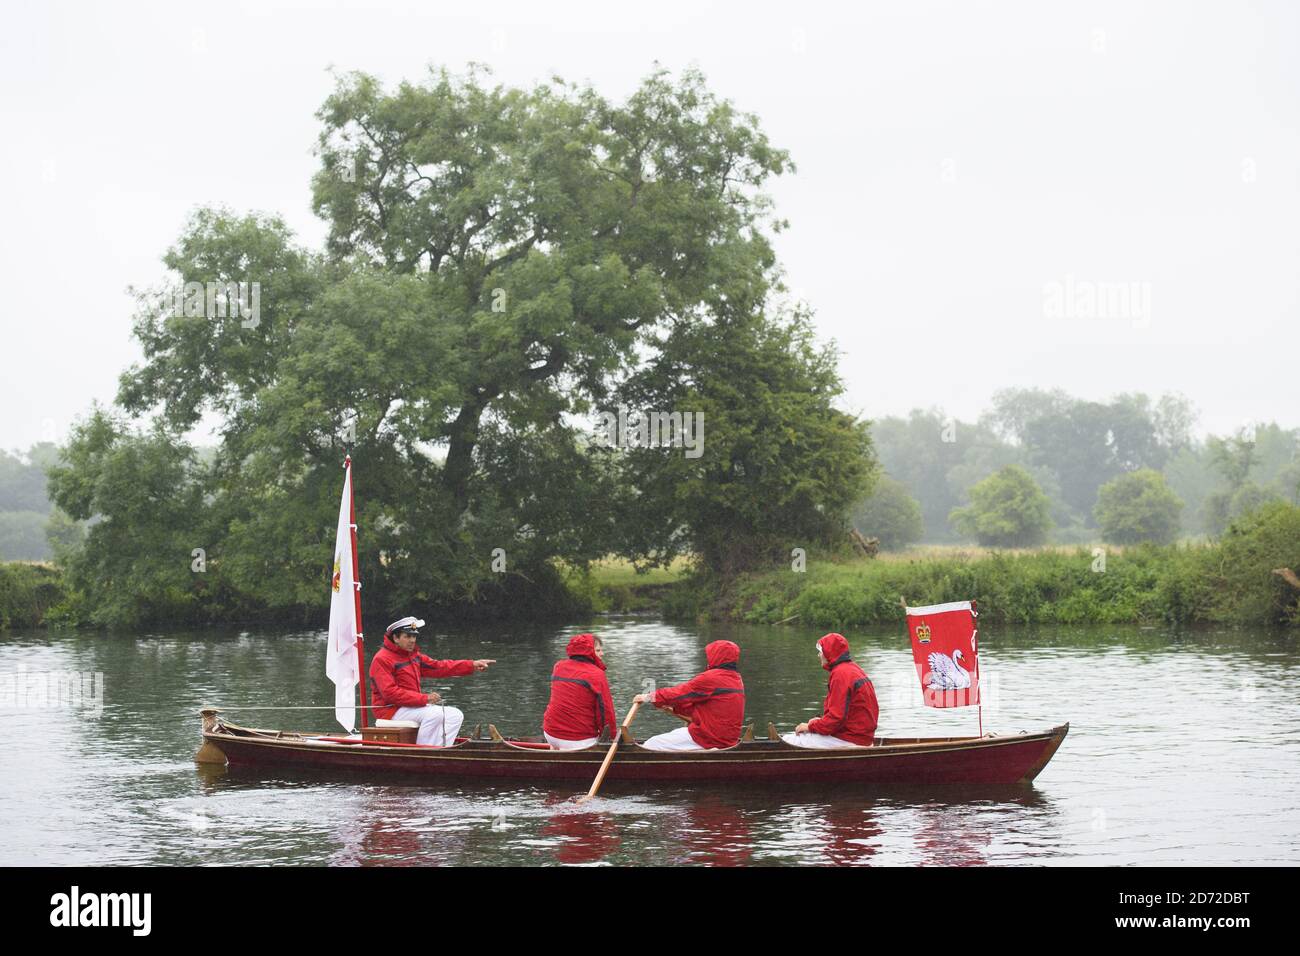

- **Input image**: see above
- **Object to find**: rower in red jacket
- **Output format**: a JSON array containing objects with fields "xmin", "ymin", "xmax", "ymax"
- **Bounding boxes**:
[
  {"xmin": 784, "ymin": 632, "xmax": 878, "ymax": 748},
  {"xmin": 542, "ymin": 633, "xmax": 617, "ymax": 750},
  {"xmin": 633, "ymin": 640, "xmax": 745, "ymax": 751},
  {"xmin": 368, "ymin": 615, "xmax": 495, "ymax": 746}
]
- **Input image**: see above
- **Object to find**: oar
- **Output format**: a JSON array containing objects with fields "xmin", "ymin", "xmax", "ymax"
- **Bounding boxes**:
[{"xmin": 575, "ymin": 699, "xmax": 640, "ymax": 805}]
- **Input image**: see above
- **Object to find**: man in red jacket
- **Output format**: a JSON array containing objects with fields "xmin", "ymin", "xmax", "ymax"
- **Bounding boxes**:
[
  {"xmin": 784, "ymin": 632, "xmax": 878, "ymax": 748},
  {"xmin": 633, "ymin": 640, "xmax": 745, "ymax": 751},
  {"xmin": 542, "ymin": 633, "xmax": 617, "ymax": 750},
  {"xmin": 368, "ymin": 615, "xmax": 495, "ymax": 746}
]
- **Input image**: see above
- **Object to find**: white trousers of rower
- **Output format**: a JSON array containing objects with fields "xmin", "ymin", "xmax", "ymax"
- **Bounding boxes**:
[
  {"xmin": 641, "ymin": 726, "xmax": 706, "ymax": 752},
  {"xmin": 781, "ymin": 731, "xmax": 865, "ymax": 749},
  {"xmin": 543, "ymin": 732, "xmax": 598, "ymax": 750},
  {"xmin": 392, "ymin": 704, "xmax": 464, "ymax": 747}
]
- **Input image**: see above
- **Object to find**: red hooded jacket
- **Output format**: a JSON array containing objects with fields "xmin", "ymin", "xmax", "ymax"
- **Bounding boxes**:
[
  {"xmin": 368, "ymin": 635, "xmax": 475, "ymax": 720},
  {"xmin": 651, "ymin": 640, "xmax": 746, "ymax": 749},
  {"xmin": 543, "ymin": 633, "xmax": 617, "ymax": 742},
  {"xmin": 808, "ymin": 633, "xmax": 878, "ymax": 745}
]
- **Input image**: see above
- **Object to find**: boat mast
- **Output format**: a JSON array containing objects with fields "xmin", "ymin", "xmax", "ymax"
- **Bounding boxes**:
[
  {"xmin": 345, "ymin": 455, "xmax": 370, "ymax": 729},
  {"xmin": 972, "ymin": 600, "xmax": 982, "ymax": 737}
]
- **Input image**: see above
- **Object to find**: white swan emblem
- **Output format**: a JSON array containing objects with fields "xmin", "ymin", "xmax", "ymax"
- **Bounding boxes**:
[{"xmin": 926, "ymin": 649, "xmax": 972, "ymax": 691}]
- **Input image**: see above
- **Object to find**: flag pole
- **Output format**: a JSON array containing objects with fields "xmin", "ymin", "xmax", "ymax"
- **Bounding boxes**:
[
  {"xmin": 972, "ymin": 600, "xmax": 982, "ymax": 737},
  {"xmin": 345, "ymin": 455, "xmax": 370, "ymax": 729}
]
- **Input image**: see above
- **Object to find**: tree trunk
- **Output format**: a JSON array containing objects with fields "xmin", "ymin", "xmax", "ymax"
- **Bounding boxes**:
[{"xmin": 443, "ymin": 395, "xmax": 491, "ymax": 513}]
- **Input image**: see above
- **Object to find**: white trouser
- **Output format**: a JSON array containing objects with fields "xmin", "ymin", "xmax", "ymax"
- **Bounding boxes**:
[
  {"xmin": 781, "ymin": 731, "xmax": 865, "ymax": 749},
  {"xmin": 393, "ymin": 704, "xmax": 464, "ymax": 747},
  {"xmin": 641, "ymin": 726, "xmax": 706, "ymax": 752},
  {"xmin": 544, "ymin": 731, "xmax": 599, "ymax": 750}
]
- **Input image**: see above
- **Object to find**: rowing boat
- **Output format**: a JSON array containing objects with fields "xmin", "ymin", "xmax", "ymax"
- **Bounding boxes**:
[{"xmin": 196, "ymin": 709, "xmax": 1068, "ymax": 786}]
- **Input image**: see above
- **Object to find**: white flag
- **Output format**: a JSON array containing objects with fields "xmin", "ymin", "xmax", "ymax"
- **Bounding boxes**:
[{"xmin": 325, "ymin": 462, "xmax": 360, "ymax": 730}]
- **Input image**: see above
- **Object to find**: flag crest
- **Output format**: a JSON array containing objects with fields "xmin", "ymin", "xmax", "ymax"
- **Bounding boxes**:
[{"xmin": 905, "ymin": 600, "xmax": 980, "ymax": 708}]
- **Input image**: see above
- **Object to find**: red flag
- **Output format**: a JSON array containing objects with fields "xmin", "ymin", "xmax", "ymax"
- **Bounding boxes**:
[{"xmin": 906, "ymin": 601, "xmax": 980, "ymax": 708}]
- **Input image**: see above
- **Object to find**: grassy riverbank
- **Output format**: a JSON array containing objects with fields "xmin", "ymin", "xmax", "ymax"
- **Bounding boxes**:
[
  {"xmin": 585, "ymin": 503, "xmax": 1300, "ymax": 629},
  {"xmin": 8, "ymin": 502, "xmax": 1298, "ymax": 630}
]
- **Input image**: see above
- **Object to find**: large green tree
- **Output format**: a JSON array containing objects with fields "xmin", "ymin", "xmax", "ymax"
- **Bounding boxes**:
[{"xmin": 51, "ymin": 66, "xmax": 839, "ymax": 622}]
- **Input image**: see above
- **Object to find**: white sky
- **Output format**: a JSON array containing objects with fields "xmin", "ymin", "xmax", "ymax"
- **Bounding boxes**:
[{"xmin": 2, "ymin": 0, "xmax": 1297, "ymax": 452}]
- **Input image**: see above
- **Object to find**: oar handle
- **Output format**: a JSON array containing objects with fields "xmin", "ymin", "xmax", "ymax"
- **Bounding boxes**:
[{"xmin": 576, "ymin": 698, "xmax": 641, "ymax": 804}]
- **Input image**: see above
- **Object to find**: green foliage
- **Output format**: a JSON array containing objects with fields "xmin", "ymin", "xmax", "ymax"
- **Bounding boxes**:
[
  {"xmin": 1206, "ymin": 429, "xmax": 1257, "ymax": 491},
  {"xmin": 950, "ymin": 465, "xmax": 1052, "ymax": 547},
  {"xmin": 871, "ymin": 410, "xmax": 1022, "ymax": 543},
  {"xmin": 1203, "ymin": 501, "xmax": 1300, "ymax": 624},
  {"xmin": 1163, "ymin": 445, "xmax": 1218, "ymax": 535},
  {"xmin": 1204, "ymin": 483, "xmax": 1279, "ymax": 537},
  {"xmin": 852, "ymin": 474, "xmax": 923, "ymax": 550},
  {"xmin": 983, "ymin": 389, "xmax": 1194, "ymax": 522},
  {"xmin": 613, "ymin": 308, "xmax": 876, "ymax": 577},
  {"xmin": 1095, "ymin": 468, "xmax": 1183, "ymax": 545},
  {"xmin": 0, "ymin": 511, "xmax": 50, "ymax": 561},
  {"xmin": 691, "ymin": 525, "xmax": 1297, "ymax": 629},
  {"xmin": 0, "ymin": 563, "xmax": 65, "ymax": 629},
  {"xmin": 0, "ymin": 445, "xmax": 61, "ymax": 560},
  {"xmin": 0, "ymin": 445, "xmax": 56, "ymax": 513},
  {"xmin": 871, "ymin": 391, "xmax": 1201, "ymax": 543},
  {"xmin": 1198, "ymin": 425, "xmax": 1299, "ymax": 537},
  {"xmin": 45, "ymin": 508, "xmax": 85, "ymax": 553},
  {"xmin": 44, "ymin": 409, "xmax": 246, "ymax": 628}
]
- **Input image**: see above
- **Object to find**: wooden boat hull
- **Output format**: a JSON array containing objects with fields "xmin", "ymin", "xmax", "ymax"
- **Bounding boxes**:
[{"xmin": 199, "ymin": 717, "xmax": 1068, "ymax": 786}]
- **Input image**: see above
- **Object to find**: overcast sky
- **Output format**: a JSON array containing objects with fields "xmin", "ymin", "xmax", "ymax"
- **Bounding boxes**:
[{"xmin": 2, "ymin": 0, "xmax": 1297, "ymax": 452}]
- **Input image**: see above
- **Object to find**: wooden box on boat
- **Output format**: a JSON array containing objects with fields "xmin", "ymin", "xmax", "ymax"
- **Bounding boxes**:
[{"xmin": 360, "ymin": 721, "xmax": 418, "ymax": 745}]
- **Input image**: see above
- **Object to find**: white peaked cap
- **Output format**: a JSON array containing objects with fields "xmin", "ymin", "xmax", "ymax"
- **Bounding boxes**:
[{"xmin": 385, "ymin": 615, "xmax": 426, "ymax": 635}]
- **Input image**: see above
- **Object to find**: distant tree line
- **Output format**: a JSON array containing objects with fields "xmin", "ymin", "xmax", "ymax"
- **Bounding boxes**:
[
  {"xmin": 852, "ymin": 389, "xmax": 1300, "ymax": 549},
  {"xmin": 0, "ymin": 444, "xmax": 85, "ymax": 562}
]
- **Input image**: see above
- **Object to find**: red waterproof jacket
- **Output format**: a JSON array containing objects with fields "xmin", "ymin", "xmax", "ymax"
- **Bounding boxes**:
[
  {"xmin": 368, "ymin": 636, "xmax": 475, "ymax": 720},
  {"xmin": 808, "ymin": 633, "xmax": 878, "ymax": 745},
  {"xmin": 651, "ymin": 640, "xmax": 746, "ymax": 749},
  {"xmin": 542, "ymin": 633, "xmax": 617, "ymax": 741}
]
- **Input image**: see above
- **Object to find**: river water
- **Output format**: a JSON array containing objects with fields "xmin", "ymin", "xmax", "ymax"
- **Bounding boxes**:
[{"xmin": 1, "ymin": 618, "xmax": 1296, "ymax": 866}]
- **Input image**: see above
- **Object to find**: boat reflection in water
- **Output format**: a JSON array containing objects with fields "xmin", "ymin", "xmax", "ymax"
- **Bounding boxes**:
[{"xmin": 196, "ymin": 755, "xmax": 1058, "ymax": 866}]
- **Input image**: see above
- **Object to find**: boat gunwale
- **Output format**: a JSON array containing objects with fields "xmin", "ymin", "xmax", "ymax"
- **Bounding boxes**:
[{"xmin": 203, "ymin": 719, "xmax": 1069, "ymax": 765}]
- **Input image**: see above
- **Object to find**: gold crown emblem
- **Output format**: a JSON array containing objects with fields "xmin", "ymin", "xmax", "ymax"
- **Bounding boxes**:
[{"xmin": 915, "ymin": 622, "xmax": 931, "ymax": 643}]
